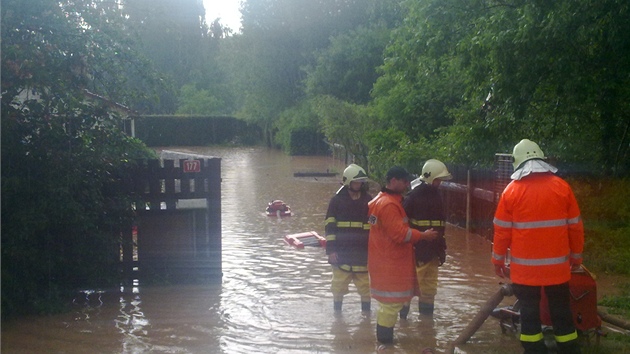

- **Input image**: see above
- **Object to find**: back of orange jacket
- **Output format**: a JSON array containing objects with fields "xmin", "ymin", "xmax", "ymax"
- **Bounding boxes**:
[{"xmin": 492, "ymin": 173, "xmax": 584, "ymax": 286}]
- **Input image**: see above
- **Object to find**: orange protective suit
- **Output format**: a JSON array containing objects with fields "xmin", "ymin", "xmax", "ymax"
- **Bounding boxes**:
[{"xmin": 368, "ymin": 190, "xmax": 423, "ymax": 303}]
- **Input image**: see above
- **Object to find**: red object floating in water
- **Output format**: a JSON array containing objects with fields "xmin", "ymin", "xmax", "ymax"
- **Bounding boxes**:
[
  {"xmin": 284, "ymin": 231, "xmax": 326, "ymax": 249},
  {"xmin": 266, "ymin": 200, "xmax": 292, "ymax": 217}
]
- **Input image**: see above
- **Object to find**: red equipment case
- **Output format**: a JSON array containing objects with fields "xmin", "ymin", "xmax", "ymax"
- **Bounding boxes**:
[{"xmin": 540, "ymin": 266, "xmax": 602, "ymax": 332}]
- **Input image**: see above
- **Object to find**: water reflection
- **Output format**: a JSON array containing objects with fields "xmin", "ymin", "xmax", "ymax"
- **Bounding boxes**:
[{"xmin": 2, "ymin": 146, "xmax": 525, "ymax": 353}]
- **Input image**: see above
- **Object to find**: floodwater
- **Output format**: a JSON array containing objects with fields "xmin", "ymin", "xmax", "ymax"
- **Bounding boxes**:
[{"xmin": 0, "ymin": 146, "xmax": 570, "ymax": 353}]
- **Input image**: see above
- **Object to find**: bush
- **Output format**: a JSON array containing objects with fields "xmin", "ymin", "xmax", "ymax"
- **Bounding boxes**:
[{"xmin": 135, "ymin": 115, "xmax": 261, "ymax": 146}]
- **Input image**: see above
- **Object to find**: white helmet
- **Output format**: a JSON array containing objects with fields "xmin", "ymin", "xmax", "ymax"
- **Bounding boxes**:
[
  {"xmin": 342, "ymin": 164, "xmax": 368, "ymax": 186},
  {"xmin": 512, "ymin": 139, "xmax": 545, "ymax": 170},
  {"xmin": 419, "ymin": 159, "xmax": 452, "ymax": 184}
]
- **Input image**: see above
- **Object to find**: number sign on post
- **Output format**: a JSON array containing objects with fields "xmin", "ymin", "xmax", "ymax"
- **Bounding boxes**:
[{"xmin": 183, "ymin": 160, "xmax": 201, "ymax": 173}]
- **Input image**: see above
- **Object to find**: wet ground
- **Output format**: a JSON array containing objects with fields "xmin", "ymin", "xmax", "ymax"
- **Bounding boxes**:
[{"xmin": 1, "ymin": 147, "xmax": 624, "ymax": 353}]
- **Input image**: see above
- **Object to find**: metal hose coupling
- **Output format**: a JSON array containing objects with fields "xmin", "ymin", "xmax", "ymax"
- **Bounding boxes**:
[{"xmin": 500, "ymin": 282, "xmax": 514, "ymax": 297}]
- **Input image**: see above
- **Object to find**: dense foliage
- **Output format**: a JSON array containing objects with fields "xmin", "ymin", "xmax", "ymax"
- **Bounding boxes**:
[
  {"xmin": 134, "ymin": 115, "xmax": 261, "ymax": 146},
  {"xmin": 220, "ymin": 0, "xmax": 402, "ymax": 149},
  {"xmin": 1, "ymin": 0, "xmax": 160, "ymax": 317},
  {"xmin": 370, "ymin": 0, "xmax": 630, "ymax": 176},
  {"xmin": 183, "ymin": 0, "xmax": 630, "ymax": 177}
]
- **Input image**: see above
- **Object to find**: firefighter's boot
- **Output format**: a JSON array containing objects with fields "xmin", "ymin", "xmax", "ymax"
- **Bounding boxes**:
[
  {"xmin": 555, "ymin": 339, "xmax": 581, "ymax": 354},
  {"xmin": 521, "ymin": 339, "xmax": 548, "ymax": 354},
  {"xmin": 399, "ymin": 304, "xmax": 410, "ymax": 320},
  {"xmin": 333, "ymin": 301, "xmax": 342, "ymax": 313},
  {"xmin": 361, "ymin": 301, "xmax": 371, "ymax": 312},
  {"xmin": 419, "ymin": 301, "xmax": 434, "ymax": 315},
  {"xmin": 376, "ymin": 324, "xmax": 394, "ymax": 344}
]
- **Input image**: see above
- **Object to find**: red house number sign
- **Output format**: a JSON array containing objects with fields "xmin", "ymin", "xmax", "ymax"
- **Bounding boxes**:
[{"xmin": 183, "ymin": 160, "xmax": 201, "ymax": 173}]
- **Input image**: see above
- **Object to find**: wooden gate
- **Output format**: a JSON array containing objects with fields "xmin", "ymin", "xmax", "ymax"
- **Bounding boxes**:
[{"xmin": 121, "ymin": 158, "xmax": 222, "ymax": 283}]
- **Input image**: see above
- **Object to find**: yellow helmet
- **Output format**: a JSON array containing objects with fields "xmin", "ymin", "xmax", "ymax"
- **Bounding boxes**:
[
  {"xmin": 512, "ymin": 139, "xmax": 545, "ymax": 170},
  {"xmin": 419, "ymin": 159, "xmax": 452, "ymax": 184},
  {"xmin": 342, "ymin": 164, "xmax": 368, "ymax": 186}
]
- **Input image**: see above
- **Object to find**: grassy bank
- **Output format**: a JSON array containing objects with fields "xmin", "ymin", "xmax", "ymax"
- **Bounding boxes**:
[
  {"xmin": 570, "ymin": 177, "xmax": 630, "ymax": 352},
  {"xmin": 573, "ymin": 178, "xmax": 630, "ymax": 276}
]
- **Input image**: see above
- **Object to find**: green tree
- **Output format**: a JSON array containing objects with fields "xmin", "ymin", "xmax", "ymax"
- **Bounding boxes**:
[
  {"xmin": 362, "ymin": 128, "xmax": 436, "ymax": 183},
  {"xmin": 1, "ymin": 0, "xmax": 158, "ymax": 318},
  {"xmin": 369, "ymin": 0, "xmax": 630, "ymax": 175},
  {"xmin": 305, "ymin": 25, "xmax": 392, "ymax": 104},
  {"xmin": 311, "ymin": 95, "xmax": 375, "ymax": 167},
  {"xmin": 221, "ymin": 30, "xmax": 304, "ymax": 146},
  {"xmin": 176, "ymin": 84, "xmax": 224, "ymax": 115},
  {"xmin": 188, "ymin": 18, "xmax": 238, "ymax": 116},
  {"xmin": 470, "ymin": 0, "xmax": 630, "ymax": 175},
  {"xmin": 123, "ymin": 0, "xmax": 209, "ymax": 113},
  {"xmin": 228, "ymin": 0, "xmax": 396, "ymax": 146},
  {"xmin": 273, "ymin": 100, "xmax": 327, "ymax": 155},
  {"xmin": 371, "ymin": 0, "xmax": 475, "ymax": 144}
]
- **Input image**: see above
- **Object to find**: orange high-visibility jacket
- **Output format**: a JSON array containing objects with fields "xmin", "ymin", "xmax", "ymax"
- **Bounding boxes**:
[
  {"xmin": 368, "ymin": 190, "xmax": 423, "ymax": 303},
  {"xmin": 492, "ymin": 173, "xmax": 584, "ymax": 286}
]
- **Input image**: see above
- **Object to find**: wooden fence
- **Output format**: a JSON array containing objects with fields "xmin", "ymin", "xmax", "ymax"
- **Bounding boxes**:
[
  {"xmin": 121, "ymin": 157, "xmax": 222, "ymax": 283},
  {"xmin": 440, "ymin": 154, "xmax": 514, "ymax": 241}
]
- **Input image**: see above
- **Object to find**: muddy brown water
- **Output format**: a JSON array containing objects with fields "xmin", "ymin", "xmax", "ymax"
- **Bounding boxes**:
[{"xmin": 1, "ymin": 147, "xmax": 620, "ymax": 353}]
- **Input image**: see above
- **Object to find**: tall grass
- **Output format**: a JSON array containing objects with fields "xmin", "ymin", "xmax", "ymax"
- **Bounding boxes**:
[{"xmin": 570, "ymin": 178, "xmax": 630, "ymax": 276}]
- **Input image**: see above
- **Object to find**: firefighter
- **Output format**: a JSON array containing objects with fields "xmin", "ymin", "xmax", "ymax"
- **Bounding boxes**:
[
  {"xmin": 400, "ymin": 159, "xmax": 451, "ymax": 319},
  {"xmin": 325, "ymin": 164, "xmax": 373, "ymax": 313},
  {"xmin": 493, "ymin": 139, "xmax": 584, "ymax": 354},
  {"xmin": 368, "ymin": 166, "xmax": 438, "ymax": 344}
]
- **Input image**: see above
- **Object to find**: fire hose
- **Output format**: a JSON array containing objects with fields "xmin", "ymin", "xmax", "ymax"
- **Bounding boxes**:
[
  {"xmin": 597, "ymin": 307, "xmax": 630, "ymax": 331},
  {"xmin": 446, "ymin": 283, "xmax": 630, "ymax": 354},
  {"xmin": 445, "ymin": 283, "xmax": 513, "ymax": 354}
]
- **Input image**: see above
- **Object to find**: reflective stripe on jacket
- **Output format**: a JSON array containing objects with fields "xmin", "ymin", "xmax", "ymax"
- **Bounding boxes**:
[
  {"xmin": 492, "ymin": 173, "xmax": 584, "ymax": 286},
  {"xmin": 368, "ymin": 189, "xmax": 422, "ymax": 303},
  {"xmin": 324, "ymin": 186, "xmax": 372, "ymax": 268}
]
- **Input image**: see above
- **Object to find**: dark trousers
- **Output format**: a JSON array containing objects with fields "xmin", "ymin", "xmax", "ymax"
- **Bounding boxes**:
[{"xmin": 512, "ymin": 282, "xmax": 581, "ymax": 354}]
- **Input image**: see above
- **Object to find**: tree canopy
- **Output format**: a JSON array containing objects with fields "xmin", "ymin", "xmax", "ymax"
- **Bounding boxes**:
[
  {"xmin": 370, "ymin": 0, "xmax": 630, "ymax": 175},
  {"xmin": 216, "ymin": 0, "xmax": 628, "ymax": 176}
]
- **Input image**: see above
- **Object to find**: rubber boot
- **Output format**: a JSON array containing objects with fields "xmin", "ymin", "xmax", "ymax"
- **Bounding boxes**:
[
  {"xmin": 361, "ymin": 301, "xmax": 371, "ymax": 312},
  {"xmin": 419, "ymin": 301, "xmax": 434, "ymax": 316},
  {"xmin": 556, "ymin": 340, "xmax": 581, "ymax": 354},
  {"xmin": 399, "ymin": 304, "xmax": 410, "ymax": 320},
  {"xmin": 521, "ymin": 339, "xmax": 548, "ymax": 354},
  {"xmin": 334, "ymin": 301, "xmax": 342, "ymax": 312},
  {"xmin": 376, "ymin": 324, "xmax": 394, "ymax": 344}
]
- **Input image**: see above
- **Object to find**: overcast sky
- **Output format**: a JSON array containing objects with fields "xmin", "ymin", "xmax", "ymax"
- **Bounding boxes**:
[{"xmin": 203, "ymin": 0, "xmax": 241, "ymax": 31}]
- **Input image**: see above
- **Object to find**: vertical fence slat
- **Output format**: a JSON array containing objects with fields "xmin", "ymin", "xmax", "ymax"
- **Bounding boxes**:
[
  {"xmin": 440, "ymin": 156, "xmax": 512, "ymax": 242},
  {"xmin": 148, "ymin": 159, "xmax": 162, "ymax": 210},
  {"xmin": 164, "ymin": 160, "xmax": 176, "ymax": 209}
]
